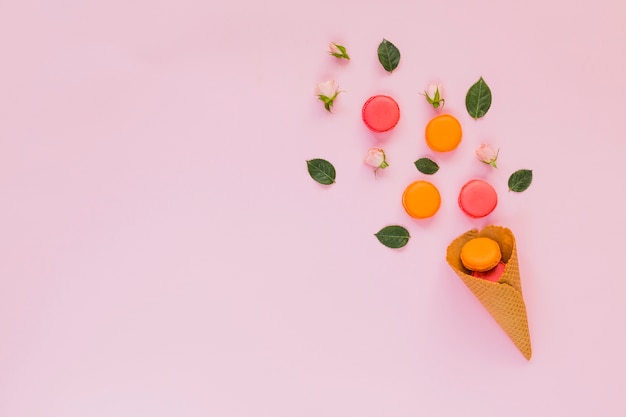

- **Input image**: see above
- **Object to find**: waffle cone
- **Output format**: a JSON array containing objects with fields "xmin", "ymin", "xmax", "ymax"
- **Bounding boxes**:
[{"xmin": 446, "ymin": 225, "xmax": 532, "ymax": 360}]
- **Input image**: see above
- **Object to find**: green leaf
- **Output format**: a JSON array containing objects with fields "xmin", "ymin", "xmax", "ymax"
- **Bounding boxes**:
[
  {"xmin": 375, "ymin": 225, "xmax": 410, "ymax": 249},
  {"xmin": 306, "ymin": 159, "xmax": 336, "ymax": 185},
  {"xmin": 377, "ymin": 39, "xmax": 401, "ymax": 73},
  {"xmin": 465, "ymin": 77, "xmax": 492, "ymax": 119},
  {"xmin": 414, "ymin": 158, "xmax": 439, "ymax": 175},
  {"xmin": 508, "ymin": 169, "xmax": 533, "ymax": 192}
]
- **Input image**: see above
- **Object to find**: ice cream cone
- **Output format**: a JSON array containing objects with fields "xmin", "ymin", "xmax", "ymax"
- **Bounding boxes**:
[{"xmin": 446, "ymin": 225, "xmax": 532, "ymax": 360}]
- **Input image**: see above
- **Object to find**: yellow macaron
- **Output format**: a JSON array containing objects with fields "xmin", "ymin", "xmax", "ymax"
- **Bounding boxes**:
[{"xmin": 460, "ymin": 237, "xmax": 502, "ymax": 272}]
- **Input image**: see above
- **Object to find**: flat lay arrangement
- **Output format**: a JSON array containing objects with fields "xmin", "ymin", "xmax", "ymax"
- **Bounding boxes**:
[{"xmin": 308, "ymin": 40, "xmax": 534, "ymax": 359}]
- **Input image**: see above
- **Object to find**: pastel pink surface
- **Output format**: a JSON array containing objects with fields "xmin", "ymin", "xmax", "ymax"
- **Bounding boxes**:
[
  {"xmin": 1, "ymin": 0, "xmax": 626, "ymax": 416},
  {"xmin": 458, "ymin": 179, "xmax": 498, "ymax": 218},
  {"xmin": 361, "ymin": 95, "xmax": 400, "ymax": 132},
  {"xmin": 472, "ymin": 261, "xmax": 506, "ymax": 282}
]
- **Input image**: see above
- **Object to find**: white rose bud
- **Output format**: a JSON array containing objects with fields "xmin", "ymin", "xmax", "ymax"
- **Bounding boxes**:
[
  {"xmin": 315, "ymin": 80, "xmax": 341, "ymax": 112},
  {"xmin": 364, "ymin": 148, "xmax": 389, "ymax": 173},
  {"xmin": 475, "ymin": 144, "xmax": 500, "ymax": 168},
  {"xmin": 423, "ymin": 82, "xmax": 445, "ymax": 109},
  {"xmin": 328, "ymin": 42, "xmax": 350, "ymax": 60}
]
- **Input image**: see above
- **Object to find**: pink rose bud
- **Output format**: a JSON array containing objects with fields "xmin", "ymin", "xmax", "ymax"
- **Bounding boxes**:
[
  {"xmin": 315, "ymin": 80, "xmax": 341, "ymax": 112},
  {"xmin": 328, "ymin": 42, "xmax": 350, "ymax": 60},
  {"xmin": 476, "ymin": 144, "xmax": 499, "ymax": 168},
  {"xmin": 364, "ymin": 148, "xmax": 389, "ymax": 172},
  {"xmin": 423, "ymin": 82, "xmax": 445, "ymax": 109}
]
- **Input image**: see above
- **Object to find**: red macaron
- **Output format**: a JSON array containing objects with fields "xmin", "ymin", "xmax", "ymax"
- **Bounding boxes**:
[
  {"xmin": 362, "ymin": 95, "xmax": 400, "ymax": 132},
  {"xmin": 472, "ymin": 261, "xmax": 506, "ymax": 282},
  {"xmin": 458, "ymin": 179, "xmax": 498, "ymax": 218}
]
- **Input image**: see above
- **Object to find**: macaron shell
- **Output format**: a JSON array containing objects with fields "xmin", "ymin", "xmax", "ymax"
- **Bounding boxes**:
[
  {"xmin": 472, "ymin": 261, "xmax": 506, "ymax": 282},
  {"xmin": 460, "ymin": 237, "xmax": 502, "ymax": 272},
  {"xmin": 425, "ymin": 114, "xmax": 462, "ymax": 152},
  {"xmin": 362, "ymin": 95, "xmax": 400, "ymax": 132},
  {"xmin": 402, "ymin": 180, "xmax": 441, "ymax": 219},
  {"xmin": 458, "ymin": 179, "xmax": 498, "ymax": 218}
]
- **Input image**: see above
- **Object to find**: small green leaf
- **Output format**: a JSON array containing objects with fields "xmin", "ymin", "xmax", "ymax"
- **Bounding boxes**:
[
  {"xmin": 375, "ymin": 225, "xmax": 410, "ymax": 249},
  {"xmin": 508, "ymin": 169, "xmax": 533, "ymax": 192},
  {"xmin": 465, "ymin": 77, "xmax": 492, "ymax": 119},
  {"xmin": 306, "ymin": 159, "xmax": 336, "ymax": 185},
  {"xmin": 377, "ymin": 39, "xmax": 401, "ymax": 73},
  {"xmin": 414, "ymin": 158, "xmax": 439, "ymax": 175}
]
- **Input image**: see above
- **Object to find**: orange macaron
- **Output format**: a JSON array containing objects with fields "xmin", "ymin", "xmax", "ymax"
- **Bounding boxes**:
[
  {"xmin": 460, "ymin": 237, "xmax": 502, "ymax": 272},
  {"xmin": 425, "ymin": 114, "xmax": 462, "ymax": 152},
  {"xmin": 402, "ymin": 180, "xmax": 441, "ymax": 219}
]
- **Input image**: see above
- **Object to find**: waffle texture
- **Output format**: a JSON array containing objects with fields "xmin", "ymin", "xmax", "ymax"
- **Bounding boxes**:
[{"xmin": 446, "ymin": 225, "xmax": 532, "ymax": 360}]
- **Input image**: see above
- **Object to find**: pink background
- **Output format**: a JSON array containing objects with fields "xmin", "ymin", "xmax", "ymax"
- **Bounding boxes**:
[{"xmin": 1, "ymin": 0, "xmax": 626, "ymax": 415}]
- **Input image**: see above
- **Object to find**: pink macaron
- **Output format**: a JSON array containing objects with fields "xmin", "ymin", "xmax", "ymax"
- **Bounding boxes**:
[
  {"xmin": 472, "ymin": 261, "xmax": 506, "ymax": 282},
  {"xmin": 458, "ymin": 179, "xmax": 498, "ymax": 218},
  {"xmin": 362, "ymin": 95, "xmax": 400, "ymax": 132}
]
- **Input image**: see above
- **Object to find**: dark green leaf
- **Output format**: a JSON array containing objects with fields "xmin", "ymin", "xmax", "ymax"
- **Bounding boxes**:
[
  {"xmin": 374, "ymin": 225, "xmax": 410, "ymax": 249},
  {"xmin": 377, "ymin": 39, "xmax": 401, "ymax": 73},
  {"xmin": 306, "ymin": 159, "xmax": 336, "ymax": 185},
  {"xmin": 465, "ymin": 77, "xmax": 492, "ymax": 119},
  {"xmin": 508, "ymin": 169, "xmax": 533, "ymax": 192},
  {"xmin": 414, "ymin": 158, "xmax": 439, "ymax": 175}
]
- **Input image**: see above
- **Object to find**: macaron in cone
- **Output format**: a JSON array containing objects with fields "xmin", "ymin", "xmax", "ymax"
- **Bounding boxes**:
[{"xmin": 446, "ymin": 225, "xmax": 532, "ymax": 360}]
